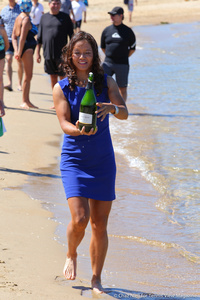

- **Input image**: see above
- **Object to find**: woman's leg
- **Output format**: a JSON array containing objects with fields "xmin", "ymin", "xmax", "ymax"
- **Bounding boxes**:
[
  {"xmin": 21, "ymin": 49, "xmax": 38, "ymax": 109},
  {"xmin": 17, "ymin": 60, "xmax": 23, "ymax": 91},
  {"xmin": 89, "ymin": 199, "xmax": 112, "ymax": 293},
  {"xmin": 0, "ymin": 58, "xmax": 5, "ymax": 116},
  {"xmin": 63, "ymin": 196, "xmax": 90, "ymax": 280}
]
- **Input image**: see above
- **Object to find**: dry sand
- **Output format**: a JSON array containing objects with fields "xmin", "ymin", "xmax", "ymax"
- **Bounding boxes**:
[{"xmin": 0, "ymin": 0, "xmax": 200, "ymax": 299}]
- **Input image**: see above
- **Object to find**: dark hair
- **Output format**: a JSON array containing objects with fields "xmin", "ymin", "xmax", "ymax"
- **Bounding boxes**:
[{"xmin": 61, "ymin": 31, "xmax": 104, "ymax": 95}]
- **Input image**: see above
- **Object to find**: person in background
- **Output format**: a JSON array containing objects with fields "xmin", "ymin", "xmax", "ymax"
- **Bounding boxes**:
[
  {"xmin": 71, "ymin": 0, "xmax": 86, "ymax": 33},
  {"xmin": 30, "ymin": 0, "xmax": 44, "ymax": 29},
  {"xmin": 36, "ymin": 0, "xmax": 73, "ymax": 108},
  {"xmin": 125, "ymin": 0, "xmax": 137, "ymax": 22},
  {"xmin": 60, "ymin": 0, "xmax": 75, "ymax": 22},
  {"xmin": 100, "ymin": 6, "xmax": 136, "ymax": 102},
  {"xmin": 0, "ymin": 17, "xmax": 9, "ymax": 116},
  {"xmin": 12, "ymin": 0, "xmax": 38, "ymax": 109},
  {"xmin": 53, "ymin": 31, "xmax": 128, "ymax": 294},
  {"xmin": 1, "ymin": 0, "xmax": 23, "ymax": 91}
]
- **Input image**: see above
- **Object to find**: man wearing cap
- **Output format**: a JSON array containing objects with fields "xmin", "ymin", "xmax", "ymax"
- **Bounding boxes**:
[
  {"xmin": 100, "ymin": 6, "xmax": 136, "ymax": 101},
  {"xmin": 36, "ymin": 0, "xmax": 73, "ymax": 108}
]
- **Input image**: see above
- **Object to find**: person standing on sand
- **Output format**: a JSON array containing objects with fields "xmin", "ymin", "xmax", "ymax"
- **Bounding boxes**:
[
  {"xmin": 60, "ymin": 0, "xmax": 75, "ymax": 23},
  {"xmin": 1, "ymin": 0, "xmax": 23, "ymax": 92},
  {"xmin": 53, "ymin": 31, "xmax": 128, "ymax": 294},
  {"xmin": 30, "ymin": 0, "xmax": 44, "ymax": 30},
  {"xmin": 12, "ymin": 0, "xmax": 38, "ymax": 109},
  {"xmin": 124, "ymin": 0, "xmax": 137, "ymax": 22},
  {"xmin": 36, "ymin": 0, "xmax": 73, "ymax": 108},
  {"xmin": 100, "ymin": 6, "xmax": 136, "ymax": 102},
  {"xmin": 71, "ymin": 0, "xmax": 86, "ymax": 33}
]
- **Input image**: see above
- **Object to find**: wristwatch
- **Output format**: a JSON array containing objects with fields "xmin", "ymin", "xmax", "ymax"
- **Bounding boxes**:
[{"xmin": 112, "ymin": 104, "xmax": 119, "ymax": 115}]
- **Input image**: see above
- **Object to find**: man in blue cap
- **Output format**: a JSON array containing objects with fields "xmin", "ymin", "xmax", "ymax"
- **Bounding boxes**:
[{"xmin": 100, "ymin": 6, "xmax": 136, "ymax": 101}]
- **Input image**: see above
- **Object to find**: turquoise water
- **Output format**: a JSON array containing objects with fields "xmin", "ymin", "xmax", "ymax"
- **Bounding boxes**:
[{"xmin": 24, "ymin": 22, "xmax": 200, "ymax": 298}]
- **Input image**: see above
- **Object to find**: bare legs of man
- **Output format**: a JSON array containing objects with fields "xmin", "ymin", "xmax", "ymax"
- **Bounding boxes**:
[
  {"xmin": 4, "ymin": 53, "xmax": 13, "ymax": 91},
  {"xmin": 119, "ymin": 86, "xmax": 127, "ymax": 102},
  {"xmin": 63, "ymin": 197, "xmax": 112, "ymax": 294},
  {"xmin": 4, "ymin": 54, "xmax": 23, "ymax": 92},
  {"xmin": 50, "ymin": 74, "xmax": 65, "ymax": 109}
]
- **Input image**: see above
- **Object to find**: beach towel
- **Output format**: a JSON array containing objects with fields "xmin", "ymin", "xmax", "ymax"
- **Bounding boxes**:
[{"xmin": 0, "ymin": 117, "xmax": 6, "ymax": 137}]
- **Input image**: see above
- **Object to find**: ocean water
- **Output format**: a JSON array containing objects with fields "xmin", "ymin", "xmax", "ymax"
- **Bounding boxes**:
[{"xmin": 23, "ymin": 22, "xmax": 200, "ymax": 298}]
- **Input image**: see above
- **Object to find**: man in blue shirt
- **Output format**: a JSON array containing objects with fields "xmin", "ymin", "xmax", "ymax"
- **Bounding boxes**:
[{"xmin": 1, "ymin": 0, "xmax": 23, "ymax": 91}]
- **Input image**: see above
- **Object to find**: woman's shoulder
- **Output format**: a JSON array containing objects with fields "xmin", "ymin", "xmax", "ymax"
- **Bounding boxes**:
[{"xmin": 59, "ymin": 77, "xmax": 70, "ymax": 89}]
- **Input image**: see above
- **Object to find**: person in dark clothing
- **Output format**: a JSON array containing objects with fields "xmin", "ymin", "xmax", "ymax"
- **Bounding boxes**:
[
  {"xmin": 36, "ymin": 0, "xmax": 73, "ymax": 107},
  {"xmin": 100, "ymin": 6, "xmax": 136, "ymax": 101}
]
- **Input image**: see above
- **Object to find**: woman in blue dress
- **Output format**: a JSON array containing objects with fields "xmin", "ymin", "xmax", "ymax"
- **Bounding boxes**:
[{"xmin": 53, "ymin": 31, "xmax": 128, "ymax": 294}]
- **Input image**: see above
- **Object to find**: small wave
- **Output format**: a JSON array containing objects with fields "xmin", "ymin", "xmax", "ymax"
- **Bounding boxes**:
[
  {"xmin": 109, "ymin": 234, "xmax": 200, "ymax": 264},
  {"xmin": 113, "ymin": 144, "xmax": 168, "ymax": 197}
]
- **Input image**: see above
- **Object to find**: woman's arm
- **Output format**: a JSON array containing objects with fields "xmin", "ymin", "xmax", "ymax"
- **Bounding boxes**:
[
  {"xmin": 17, "ymin": 17, "xmax": 30, "ymax": 57},
  {"xmin": 96, "ymin": 76, "xmax": 128, "ymax": 121},
  {"xmin": 53, "ymin": 83, "xmax": 81, "ymax": 136},
  {"xmin": 12, "ymin": 16, "xmax": 30, "ymax": 59},
  {"xmin": 11, "ymin": 19, "xmax": 18, "ymax": 54}
]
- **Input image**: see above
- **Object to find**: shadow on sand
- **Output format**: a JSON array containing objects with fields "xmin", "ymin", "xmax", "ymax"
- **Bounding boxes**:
[
  {"xmin": 73, "ymin": 285, "xmax": 198, "ymax": 299},
  {"xmin": 0, "ymin": 167, "xmax": 61, "ymax": 179}
]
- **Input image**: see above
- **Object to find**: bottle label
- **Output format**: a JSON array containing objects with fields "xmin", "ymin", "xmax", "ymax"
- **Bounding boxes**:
[{"xmin": 79, "ymin": 112, "xmax": 93, "ymax": 124}]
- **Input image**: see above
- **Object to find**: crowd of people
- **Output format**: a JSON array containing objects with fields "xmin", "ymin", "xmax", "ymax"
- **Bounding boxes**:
[
  {"xmin": 0, "ymin": 0, "xmax": 137, "ymax": 114},
  {"xmin": 0, "ymin": 0, "xmax": 136, "ymax": 294},
  {"xmin": 0, "ymin": 0, "xmax": 88, "ymax": 114}
]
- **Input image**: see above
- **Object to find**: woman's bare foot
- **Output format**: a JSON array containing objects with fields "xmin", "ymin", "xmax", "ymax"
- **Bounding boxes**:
[
  {"xmin": 63, "ymin": 257, "xmax": 77, "ymax": 280},
  {"xmin": 20, "ymin": 101, "xmax": 38, "ymax": 109},
  {"xmin": 91, "ymin": 276, "xmax": 104, "ymax": 294}
]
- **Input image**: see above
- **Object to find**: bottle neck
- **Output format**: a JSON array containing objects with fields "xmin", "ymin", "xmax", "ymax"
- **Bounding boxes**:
[{"xmin": 86, "ymin": 81, "xmax": 94, "ymax": 90}]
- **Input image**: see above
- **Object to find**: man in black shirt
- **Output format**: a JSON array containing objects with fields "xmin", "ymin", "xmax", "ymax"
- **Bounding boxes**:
[
  {"xmin": 36, "ymin": 0, "xmax": 73, "ymax": 105},
  {"xmin": 100, "ymin": 6, "xmax": 136, "ymax": 101}
]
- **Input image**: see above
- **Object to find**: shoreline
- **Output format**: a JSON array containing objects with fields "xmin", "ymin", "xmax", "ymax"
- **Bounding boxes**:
[{"xmin": 1, "ymin": 0, "xmax": 200, "ymax": 298}]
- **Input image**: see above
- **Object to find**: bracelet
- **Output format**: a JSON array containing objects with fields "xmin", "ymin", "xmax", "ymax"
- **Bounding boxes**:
[{"xmin": 112, "ymin": 104, "xmax": 119, "ymax": 115}]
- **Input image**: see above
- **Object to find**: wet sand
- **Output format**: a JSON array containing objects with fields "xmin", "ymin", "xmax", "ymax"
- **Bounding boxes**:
[{"xmin": 0, "ymin": 0, "xmax": 200, "ymax": 299}]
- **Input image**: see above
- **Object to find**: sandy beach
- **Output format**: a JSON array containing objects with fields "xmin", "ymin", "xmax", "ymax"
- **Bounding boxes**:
[{"xmin": 0, "ymin": 0, "xmax": 200, "ymax": 299}]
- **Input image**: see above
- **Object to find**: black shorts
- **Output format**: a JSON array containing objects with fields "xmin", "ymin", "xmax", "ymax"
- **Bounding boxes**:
[
  {"xmin": 102, "ymin": 62, "xmax": 129, "ymax": 88},
  {"xmin": 6, "ymin": 42, "xmax": 14, "ymax": 55},
  {"xmin": 0, "ymin": 50, "xmax": 5, "ymax": 60},
  {"xmin": 44, "ymin": 58, "xmax": 65, "ymax": 76},
  {"xmin": 74, "ymin": 20, "xmax": 82, "ymax": 30}
]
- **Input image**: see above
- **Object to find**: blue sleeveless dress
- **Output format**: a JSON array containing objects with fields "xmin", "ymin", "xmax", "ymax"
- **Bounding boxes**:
[{"xmin": 59, "ymin": 74, "xmax": 116, "ymax": 201}]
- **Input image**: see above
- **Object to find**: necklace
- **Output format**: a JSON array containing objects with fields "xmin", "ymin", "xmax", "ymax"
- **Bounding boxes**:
[{"xmin": 75, "ymin": 78, "xmax": 87, "ymax": 88}]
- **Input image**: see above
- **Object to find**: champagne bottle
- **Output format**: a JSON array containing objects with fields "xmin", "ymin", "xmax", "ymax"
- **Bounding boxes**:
[{"xmin": 78, "ymin": 72, "xmax": 97, "ymax": 133}]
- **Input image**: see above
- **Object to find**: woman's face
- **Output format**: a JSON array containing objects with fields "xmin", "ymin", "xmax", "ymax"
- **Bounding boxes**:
[{"xmin": 72, "ymin": 40, "xmax": 93, "ymax": 72}]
